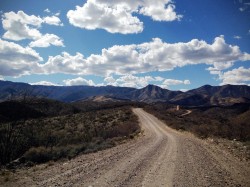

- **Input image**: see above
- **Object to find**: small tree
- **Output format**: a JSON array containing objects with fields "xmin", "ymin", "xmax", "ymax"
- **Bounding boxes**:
[{"xmin": 0, "ymin": 122, "xmax": 22, "ymax": 165}]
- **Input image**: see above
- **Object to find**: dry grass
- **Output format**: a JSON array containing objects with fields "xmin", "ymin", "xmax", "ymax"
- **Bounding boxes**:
[
  {"xmin": 144, "ymin": 103, "xmax": 250, "ymax": 141},
  {"xmin": 0, "ymin": 106, "xmax": 140, "ymax": 166}
]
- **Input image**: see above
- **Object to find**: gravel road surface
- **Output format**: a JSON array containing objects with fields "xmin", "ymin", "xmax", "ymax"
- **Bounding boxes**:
[{"xmin": 3, "ymin": 108, "xmax": 249, "ymax": 186}]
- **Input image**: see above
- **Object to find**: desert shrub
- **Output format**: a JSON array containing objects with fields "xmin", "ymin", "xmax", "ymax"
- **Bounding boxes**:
[
  {"xmin": 144, "ymin": 103, "xmax": 250, "ymax": 141},
  {"xmin": 24, "ymin": 147, "xmax": 52, "ymax": 163},
  {"xmin": 0, "ymin": 122, "xmax": 28, "ymax": 165},
  {"xmin": 24, "ymin": 144, "xmax": 92, "ymax": 163},
  {"xmin": 0, "ymin": 106, "xmax": 140, "ymax": 165}
]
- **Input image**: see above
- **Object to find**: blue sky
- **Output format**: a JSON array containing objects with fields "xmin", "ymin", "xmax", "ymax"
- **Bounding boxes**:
[{"xmin": 0, "ymin": 0, "xmax": 250, "ymax": 90}]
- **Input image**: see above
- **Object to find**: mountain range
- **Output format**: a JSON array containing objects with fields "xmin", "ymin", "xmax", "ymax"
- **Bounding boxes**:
[{"xmin": 0, "ymin": 80, "xmax": 250, "ymax": 106}]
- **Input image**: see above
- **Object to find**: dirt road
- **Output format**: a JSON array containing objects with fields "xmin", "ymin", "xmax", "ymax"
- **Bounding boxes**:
[
  {"xmin": 180, "ymin": 109, "xmax": 192, "ymax": 116},
  {"xmin": 3, "ymin": 108, "xmax": 249, "ymax": 186}
]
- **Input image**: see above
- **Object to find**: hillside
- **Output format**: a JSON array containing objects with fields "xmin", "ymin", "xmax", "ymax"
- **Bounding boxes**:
[
  {"xmin": 0, "ymin": 98, "xmax": 140, "ymax": 166},
  {"xmin": 144, "ymin": 103, "xmax": 250, "ymax": 141},
  {"xmin": 130, "ymin": 84, "xmax": 181, "ymax": 103},
  {"xmin": 0, "ymin": 98, "xmax": 80, "ymax": 123},
  {"xmin": 0, "ymin": 80, "xmax": 249, "ymax": 106},
  {"xmin": 0, "ymin": 81, "xmax": 136, "ymax": 102},
  {"xmin": 169, "ymin": 84, "xmax": 250, "ymax": 106}
]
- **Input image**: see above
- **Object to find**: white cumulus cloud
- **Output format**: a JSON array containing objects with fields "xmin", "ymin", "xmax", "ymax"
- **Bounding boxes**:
[
  {"xmin": 139, "ymin": 0, "xmax": 182, "ymax": 21},
  {"xmin": 0, "ymin": 39, "xmax": 43, "ymax": 77},
  {"xmin": 163, "ymin": 79, "xmax": 191, "ymax": 86},
  {"xmin": 63, "ymin": 77, "xmax": 96, "ymax": 86},
  {"xmin": 155, "ymin": 76, "xmax": 165, "ymax": 81},
  {"xmin": 219, "ymin": 67, "xmax": 250, "ymax": 85},
  {"xmin": 2, "ymin": 11, "xmax": 43, "ymax": 41},
  {"xmin": 67, "ymin": 0, "xmax": 143, "ymax": 34},
  {"xmin": 44, "ymin": 8, "xmax": 50, "ymax": 13},
  {"xmin": 184, "ymin": 80, "xmax": 191, "ymax": 85},
  {"xmin": 1, "ymin": 36, "xmax": 249, "ymax": 81},
  {"xmin": 67, "ymin": 0, "xmax": 182, "ymax": 34},
  {"xmin": 104, "ymin": 76, "xmax": 116, "ymax": 84},
  {"xmin": 42, "ymin": 36, "xmax": 250, "ymax": 76},
  {"xmin": 29, "ymin": 34, "xmax": 64, "ymax": 48},
  {"xmin": 44, "ymin": 52, "xmax": 86, "ymax": 75},
  {"xmin": 233, "ymin": 35, "xmax": 241, "ymax": 39},
  {"xmin": 1, "ymin": 10, "xmax": 64, "ymax": 47},
  {"xmin": 207, "ymin": 61, "xmax": 234, "ymax": 74},
  {"xmin": 30, "ymin": 81, "xmax": 60, "ymax": 86},
  {"xmin": 44, "ymin": 15, "xmax": 63, "ymax": 26},
  {"xmin": 116, "ymin": 74, "xmax": 155, "ymax": 88},
  {"xmin": 104, "ymin": 74, "xmax": 165, "ymax": 88}
]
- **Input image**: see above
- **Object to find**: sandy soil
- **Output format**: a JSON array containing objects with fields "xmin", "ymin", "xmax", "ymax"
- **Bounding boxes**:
[{"xmin": 1, "ymin": 108, "xmax": 249, "ymax": 187}]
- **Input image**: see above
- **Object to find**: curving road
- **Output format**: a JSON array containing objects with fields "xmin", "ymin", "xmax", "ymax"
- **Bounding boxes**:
[
  {"xmin": 180, "ymin": 109, "xmax": 192, "ymax": 116},
  {"xmin": 5, "ymin": 108, "xmax": 250, "ymax": 187}
]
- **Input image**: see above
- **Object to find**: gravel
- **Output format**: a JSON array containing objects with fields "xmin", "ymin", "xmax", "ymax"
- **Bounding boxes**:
[{"xmin": 1, "ymin": 108, "xmax": 249, "ymax": 187}]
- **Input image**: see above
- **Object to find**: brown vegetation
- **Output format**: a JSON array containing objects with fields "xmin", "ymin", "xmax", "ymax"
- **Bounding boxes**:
[
  {"xmin": 0, "ymin": 105, "xmax": 140, "ymax": 167},
  {"xmin": 144, "ymin": 103, "xmax": 250, "ymax": 141}
]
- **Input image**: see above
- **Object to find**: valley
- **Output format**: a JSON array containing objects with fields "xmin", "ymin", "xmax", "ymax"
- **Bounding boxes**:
[
  {"xmin": 1, "ymin": 0, "xmax": 249, "ymax": 186},
  {"xmin": 0, "ymin": 81, "xmax": 249, "ymax": 186},
  {"xmin": 1, "ymin": 81, "xmax": 250, "ymax": 105}
]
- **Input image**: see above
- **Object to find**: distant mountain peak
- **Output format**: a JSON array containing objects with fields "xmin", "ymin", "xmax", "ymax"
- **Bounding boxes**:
[
  {"xmin": 0, "ymin": 80, "xmax": 249, "ymax": 105},
  {"xmin": 147, "ymin": 84, "xmax": 159, "ymax": 87},
  {"xmin": 201, "ymin": 84, "xmax": 212, "ymax": 88},
  {"xmin": 143, "ymin": 84, "xmax": 167, "ymax": 91}
]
